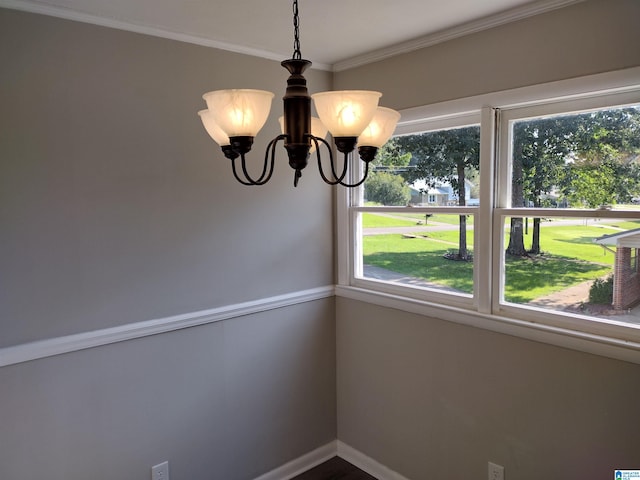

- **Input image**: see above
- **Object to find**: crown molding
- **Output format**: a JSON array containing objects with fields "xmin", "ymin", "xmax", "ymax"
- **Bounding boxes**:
[
  {"xmin": 1, "ymin": 0, "xmax": 582, "ymax": 73},
  {"xmin": 332, "ymin": 0, "xmax": 586, "ymax": 72},
  {"xmin": 0, "ymin": 0, "xmax": 334, "ymax": 71}
]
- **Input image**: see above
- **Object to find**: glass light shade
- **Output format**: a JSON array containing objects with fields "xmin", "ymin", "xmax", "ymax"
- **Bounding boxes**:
[
  {"xmin": 358, "ymin": 107, "xmax": 401, "ymax": 148},
  {"xmin": 202, "ymin": 89, "xmax": 274, "ymax": 137},
  {"xmin": 278, "ymin": 115, "xmax": 328, "ymax": 153},
  {"xmin": 198, "ymin": 109, "xmax": 230, "ymax": 146},
  {"xmin": 311, "ymin": 90, "xmax": 382, "ymax": 137}
]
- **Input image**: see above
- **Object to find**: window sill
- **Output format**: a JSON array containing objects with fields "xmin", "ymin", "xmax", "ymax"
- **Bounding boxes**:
[{"xmin": 335, "ymin": 284, "xmax": 640, "ymax": 365}]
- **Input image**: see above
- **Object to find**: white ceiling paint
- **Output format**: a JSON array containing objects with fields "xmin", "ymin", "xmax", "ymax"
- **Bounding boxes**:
[{"xmin": 1, "ymin": 0, "xmax": 583, "ymax": 70}]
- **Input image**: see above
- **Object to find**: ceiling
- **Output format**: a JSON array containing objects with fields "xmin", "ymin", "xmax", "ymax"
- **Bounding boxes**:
[{"xmin": 4, "ymin": 0, "xmax": 580, "ymax": 70}]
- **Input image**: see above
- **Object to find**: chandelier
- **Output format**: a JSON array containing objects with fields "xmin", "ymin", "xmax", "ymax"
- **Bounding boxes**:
[{"xmin": 198, "ymin": 0, "xmax": 400, "ymax": 187}]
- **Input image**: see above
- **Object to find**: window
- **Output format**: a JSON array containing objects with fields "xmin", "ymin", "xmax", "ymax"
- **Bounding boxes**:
[
  {"xmin": 497, "ymin": 98, "xmax": 640, "ymax": 334},
  {"xmin": 354, "ymin": 122, "xmax": 480, "ymax": 309},
  {"xmin": 338, "ymin": 71, "xmax": 640, "ymax": 351}
]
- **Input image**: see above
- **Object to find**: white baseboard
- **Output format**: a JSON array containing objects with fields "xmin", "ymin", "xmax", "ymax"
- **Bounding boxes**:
[
  {"xmin": 253, "ymin": 441, "xmax": 337, "ymax": 480},
  {"xmin": 252, "ymin": 440, "xmax": 411, "ymax": 480},
  {"xmin": 337, "ymin": 441, "xmax": 411, "ymax": 480}
]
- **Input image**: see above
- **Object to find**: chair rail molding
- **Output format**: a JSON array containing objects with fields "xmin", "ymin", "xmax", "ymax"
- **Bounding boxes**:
[{"xmin": 0, "ymin": 285, "xmax": 335, "ymax": 367}]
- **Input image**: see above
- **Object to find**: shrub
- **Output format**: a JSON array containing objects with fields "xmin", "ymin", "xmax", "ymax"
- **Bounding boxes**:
[
  {"xmin": 364, "ymin": 172, "xmax": 411, "ymax": 206},
  {"xmin": 588, "ymin": 275, "xmax": 614, "ymax": 305}
]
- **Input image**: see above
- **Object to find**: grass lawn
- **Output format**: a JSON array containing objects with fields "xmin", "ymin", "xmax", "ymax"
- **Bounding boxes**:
[
  {"xmin": 362, "ymin": 212, "xmax": 474, "ymax": 228},
  {"xmin": 362, "ymin": 213, "xmax": 417, "ymax": 227},
  {"xmin": 364, "ymin": 234, "xmax": 474, "ymax": 293},
  {"xmin": 362, "ymin": 220, "xmax": 640, "ymax": 302}
]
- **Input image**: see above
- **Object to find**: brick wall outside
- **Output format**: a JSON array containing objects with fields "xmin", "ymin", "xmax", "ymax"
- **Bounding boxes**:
[{"xmin": 613, "ymin": 247, "xmax": 640, "ymax": 310}]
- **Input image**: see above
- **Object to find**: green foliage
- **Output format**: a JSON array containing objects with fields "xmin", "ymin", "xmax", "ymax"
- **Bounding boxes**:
[
  {"xmin": 508, "ymin": 106, "xmax": 640, "ymax": 254},
  {"xmin": 513, "ymin": 107, "xmax": 640, "ymax": 210},
  {"xmin": 364, "ymin": 172, "xmax": 411, "ymax": 206},
  {"xmin": 373, "ymin": 138, "xmax": 412, "ymax": 170},
  {"xmin": 588, "ymin": 275, "xmax": 614, "ymax": 305},
  {"xmin": 396, "ymin": 126, "xmax": 481, "ymax": 192},
  {"xmin": 395, "ymin": 126, "xmax": 481, "ymax": 259},
  {"xmin": 564, "ymin": 159, "xmax": 640, "ymax": 208}
]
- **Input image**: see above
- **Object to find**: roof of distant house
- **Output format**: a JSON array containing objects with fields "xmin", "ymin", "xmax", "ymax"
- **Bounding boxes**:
[{"xmin": 594, "ymin": 228, "xmax": 640, "ymax": 248}]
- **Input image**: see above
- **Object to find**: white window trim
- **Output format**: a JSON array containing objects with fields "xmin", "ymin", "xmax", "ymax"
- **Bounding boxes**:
[{"xmin": 335, "ymin": 66, "xmax": 640, "ymax": 364}]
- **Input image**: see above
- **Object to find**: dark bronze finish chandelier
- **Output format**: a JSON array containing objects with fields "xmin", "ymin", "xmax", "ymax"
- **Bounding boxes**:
[{"xmin": 198, "ymin": 0, "xmax": 400, "ymax": 187}]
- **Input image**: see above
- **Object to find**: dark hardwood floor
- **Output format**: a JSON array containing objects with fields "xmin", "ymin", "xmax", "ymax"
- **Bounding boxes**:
[{"xmin": 291, "ymin": 457, "xmax": 377, "ymax": 480}]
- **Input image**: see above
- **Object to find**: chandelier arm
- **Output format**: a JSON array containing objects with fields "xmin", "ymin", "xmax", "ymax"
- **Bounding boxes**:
[
  {"xmin": 316, "ymin": 136, "xmax": 350, "ymax": 182},
  {"xmin": 319, "ymin": 135, "xmax": 350, "ymax": 184},
  {"xmin": 339, "ymin": 161, "xmax": 370, "ymax": 188},
  {"xmin": 236, "ymin": 135, "xmax": 285, "ymax": 185},
  {"xmin": 315, "ymin": 153, "xmax": 340, "ymax": 185},
  {"xmin": 231, "ymin": 158, "xmax": 260, "ymax": 186},
  {"xmin": 312, "ymin": 136, "xmax": 345, "ymax": 185},
  {"xmin": 239, "ymin": 153, "xmax": 262, "ymax": 185},
  {"xmin": 333, "ymin": 151, "xmax": 350, "ymax": 182},
  {"xmin": 260, "ymin": 134, "xmax": 286, "ymax": 184}
]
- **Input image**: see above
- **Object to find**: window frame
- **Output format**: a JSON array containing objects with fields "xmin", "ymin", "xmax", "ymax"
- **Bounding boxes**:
[
  {"xmin": 494, "ymin": 92, "xmax": 640, "ymax": 342},
  {"xmin": 336, "ymin": 67, "xmax": 640, "ymax": 363}
]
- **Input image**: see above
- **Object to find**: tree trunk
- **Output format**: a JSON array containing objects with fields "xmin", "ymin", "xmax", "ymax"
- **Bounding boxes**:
[
  {"xmin": 530, "ymin": 217, "xmax": 541, "ymax": 254},
  {"xmin": 459, "ymin": 215, "xmax": 468, "ymax": 259},
  {"xmin": 457, "ymin": 163, "xmax": 468, "ymax": 259},
  {"xmin": 529, "ymin": 195, "xmax": 541, "ymax": 254},
  {"xmin": 506, "ymin": 155, "xmax": 527, "ymax": 256},
  {"xmin": 506, "ymin": 218, "xmax": 527, "ymax": 256}
]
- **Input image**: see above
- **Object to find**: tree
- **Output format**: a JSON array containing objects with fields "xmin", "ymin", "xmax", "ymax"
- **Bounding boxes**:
[
  {"xmin": 372, "ymin": 138, "xmax": 411, "ymax": 170},
  {"xmin": 396, "ymin": 126, "xmax": 480, "ymax": 260},
  {"xmin": 509, "ymin": 117, "xmax": 573, "ymax": 255},
  {"xmin": 364, "ymin": 138, "xmax": 412, "ymax": 205},
  {"xmin": 562, "ymin": 108, "xmax": 640, "ymax": 207},
  {"xmin": 508, "ymin": 106, "xmax": 640, "ymax": 256},
  {"xmin": 365, "ymin": 171, "xmax": 410, "ymax": 205},
  {"xmin": 564, "ymin": 159, "xmax": 640, "ymax": 208}
]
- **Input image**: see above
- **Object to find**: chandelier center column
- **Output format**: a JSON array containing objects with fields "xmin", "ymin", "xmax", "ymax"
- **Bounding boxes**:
[{"xmin": 281, "ymin": 58, "xmax": 313, "ymax": 179}]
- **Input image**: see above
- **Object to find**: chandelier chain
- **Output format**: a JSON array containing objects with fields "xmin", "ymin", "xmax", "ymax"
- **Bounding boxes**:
[{"xmin": 292, "ymin": 0, "xmax": 302, "ymax": 60}]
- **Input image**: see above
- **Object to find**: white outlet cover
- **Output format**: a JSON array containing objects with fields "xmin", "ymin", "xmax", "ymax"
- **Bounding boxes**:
[
  {"xmin": 488, "ymin": 461, "xmax": 504, "ymax": 480},
  {"xmin": 152, "ymin": 461, "xmax": 169, "ymax": 480}
]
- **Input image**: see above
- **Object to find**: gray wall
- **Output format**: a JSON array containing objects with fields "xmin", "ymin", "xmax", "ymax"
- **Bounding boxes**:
[
  {"xmin": 0, "ymin": 8, "xmax": 336, "ymax": 480},
  {"xmin": 335, "ymin": 0, "xmax": 640, "ymax": 110},
  {"xmin": 0, "ymin": 9, "xmax": 334, "ymax": 346},
  {"xmin": 337, "ymin": 299, "xmax": 640, "ymax": 480},
  {"xmin": 2, "ymin": 301, "xmax": 336, "ymax": 480},
  {"xmin": 334, "ymin": 0, "xmax": 640, "ymax": 478}
]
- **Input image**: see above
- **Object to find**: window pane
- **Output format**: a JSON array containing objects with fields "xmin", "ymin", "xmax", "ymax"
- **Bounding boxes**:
[
  {"xmin": 364, "ymin": 126, "xmax": 481, "ymax": 207},
  {"xmin": 502, "ymin": 216, "xmax": 640, "ymax": 325},
  {"xmin": 510, "ymin": 104, "xmax": 640, "ymax": 210},
  {"xmin": 359, "ymin": 212, "xmax": 474, "ymax": 296}
]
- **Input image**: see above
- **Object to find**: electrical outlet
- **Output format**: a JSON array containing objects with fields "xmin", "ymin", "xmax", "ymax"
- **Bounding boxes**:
[
  {"xmin": 488, "ymin": 461, "xmax": 504, "ymax": 480},
  {"xmin": 152, "ymin": 461, "xmax": 169, "ymax": 480}
]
